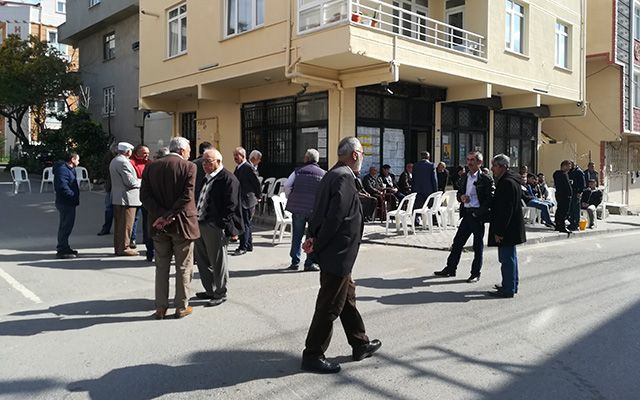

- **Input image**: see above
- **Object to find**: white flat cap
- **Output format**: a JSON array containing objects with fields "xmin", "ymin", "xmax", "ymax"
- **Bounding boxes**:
[{"xmin": 117, "ymin": 142, "xmax": 134, "ymax": 152}]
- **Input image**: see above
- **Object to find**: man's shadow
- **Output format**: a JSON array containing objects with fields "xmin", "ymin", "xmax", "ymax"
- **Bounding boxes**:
[
  {"xmin": 356, "ymin": 276, "xmax": 465, "ymax": 290},
  {"xmin": 358, "ymin": 290, "xmax": 490, "ymax": 305},
  {"xmin": 68, "ymin": 350, "xmax": 303, "ymax": 400}
]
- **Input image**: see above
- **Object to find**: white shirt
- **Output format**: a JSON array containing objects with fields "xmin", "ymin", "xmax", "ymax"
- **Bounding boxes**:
[{"xmin": 464, "ymin": 170, "xmax": 481, "ymax": 208}]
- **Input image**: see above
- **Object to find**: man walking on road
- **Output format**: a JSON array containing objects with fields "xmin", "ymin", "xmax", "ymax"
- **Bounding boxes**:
[
  {"xmin": 435, "ymin": 152, "xmax": 494, "ymax": 282},
  {"xmin": 301, "ymin": 136, "xmax": 381, "ymax": 374},
  {"xmin": 53, "ymin": 152, "xmax": 80, "ymax": 259},
  {"xmin": 232, "ymin": 147, "xmax": 262, "ymax": 256},
  {"xmin": 141, "ymin": 137, "xmax": 200, "ymax": 320},
  {"xmin": 193, "ymin": 149, "xmax": 243, "ymax": 307},
  {"xmin": 284, "ymin": 148, "xmax": 326, "ymax": 271},
  {"xmin": 109, "ymin": 142, "xmax": 141, "ymax": 256},
  {"xmin": 487, "ymin": 154, "xmax": 526, "ymax": 298}
]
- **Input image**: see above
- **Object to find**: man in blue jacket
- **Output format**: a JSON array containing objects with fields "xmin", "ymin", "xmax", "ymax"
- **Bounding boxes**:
[
  {"xmin": 412, "ymin": 151, "xmax": 438, "ymax": 211},
  {"xmin": 54, "ymin": 152, "xmax": 81, "ymax": 259}
]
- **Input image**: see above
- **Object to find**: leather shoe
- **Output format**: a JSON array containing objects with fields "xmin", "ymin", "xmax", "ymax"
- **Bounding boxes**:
[
  {"xmin": 152, "ymin": 308, "xmax": 167, "ymax": 320},
  {"xmin": 466, "ymin": 275, "xmax": 480, "ymax": 283},
  {"xmin": 287, "ymin": 264, "xmax": 299, "ymax": 271},
  {"xmin": 56, "ymin": 252, "xmax": 76, "ymax": 259},
  {"xmin": 434, "ymin": 268, "xmax": 456, "ymax": 277},
  {"xmin": 494, "ymin": 284, "xmax": 518, "ymax": 294},
  {"xmin": 116, "ymin": 249, "xmax": 139, "ymax": 256},
  {"xmin": 304, "ymin": 264, "xmax": 320, "ymax": 272},
  {"xmin": 206, "ymin": 297, "xmax": 227, "ymax": 307},
  {"xmin": 97, "ymin": 230, "xmax": 110, "ymax": 236},
  {"xmin": 195, "ymin": 292, "xmax": 214, "ymax": 300},
  {"xmin": 129, "ymin": 240, "xmax": 137, "ymax": 249},
  {"xmin": 232, "ymin": 249, "xmax": 247, "ymax": 256},
  {"xmin": 301, "ymin": 356, "xmax": 341, "ymax": 374},
  {"xmin": 352, "ymin": 339, "xmax": 382, "ymax": 361},
  {"xmin": 175, "ymin": 306, "xmax": 193, "ymax": 319},
  {"xmin": 487, "ymin": 290, "xmax": 514, "ymax": 298}
]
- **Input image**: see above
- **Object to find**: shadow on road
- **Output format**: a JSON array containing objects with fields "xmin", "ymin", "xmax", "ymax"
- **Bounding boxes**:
[
  {"xmin": 0, "ymin": 378, "xmax": 62, "ymax": 397},
  {"xmin": 358, "ymin": 290, "xmax": 490, "ymax": 305},
  {"xmin": 10, "ymin": 298, "xmax": 155, "ymax": 317},
  {"xmin": 67, "ymin": 350, "xmax": 301, "ymax": 400},
  {"xmin": 356, "ymin": 276, "xmax": 463, "ymax": 290},
  {"xmin": 0, "ymin": 252, "xmax": 109, "ymax": 263},
  {"xmin": 20, "ymin": 258, "xmax": 154, "ymax": 270},
  {"xmin": 229, "ymin": 267, "xmax": 290, "ymax": 278}
]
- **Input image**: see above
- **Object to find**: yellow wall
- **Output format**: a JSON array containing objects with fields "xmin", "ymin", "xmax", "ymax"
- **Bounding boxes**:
[{"xmin": 586, "ymin": 0, "xmax": 613, "ymax": 57}]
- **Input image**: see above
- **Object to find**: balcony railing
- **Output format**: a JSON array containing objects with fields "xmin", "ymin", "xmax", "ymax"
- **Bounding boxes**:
[{"xmin": 298, "ymin": 0, "xmax": 486, "ymax": 59}]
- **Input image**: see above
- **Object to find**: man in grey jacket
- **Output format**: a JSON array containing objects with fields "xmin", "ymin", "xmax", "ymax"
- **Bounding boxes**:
[{"xmin": 110, "ymin": 142, "xmax": 141, "ymax": 256}]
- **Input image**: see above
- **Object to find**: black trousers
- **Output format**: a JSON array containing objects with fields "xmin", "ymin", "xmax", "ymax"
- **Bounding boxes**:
[
  {"xmin": 446, "ymin": 211, "xmax": 485, "ymax": 276},
  {"xmin": 555, "ymin": 197, "xmax": 570, "ymax": 230},
  {"xmin": 303, "ymin": 271, "xmax": 369, "ymax": 359},
  {"xmin": 238, "ymin": 206, "xmax": 254, "ymax": 251}
]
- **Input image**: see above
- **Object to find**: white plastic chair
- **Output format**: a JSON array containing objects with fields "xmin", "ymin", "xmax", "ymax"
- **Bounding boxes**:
[
  {"xmin": 75, "ymin": 166, "xmax": 92, "ymax": 191},
  {"xmin": 273, "ymin": 177, "xmax": 288, "ymax": 195},
  {"xmin": 10, "ymin": 167, "xmax": 31, "ymax": 194},
  {"xmin": 522, "ymin": 199, "xmax": 542, "ymax": 225},
  {"xmin": 257, "ymin": 176, "xmax": 264, "ymax": 186},
  {"xmin": 440, "ymin": 190, "xmax": 459, "ymax": 229},
  {"xmin": 385, "ymin": 193, "xmax": 417, "ymax": 236},
  {"xmin": 271, "ymin": 195, "xmax": 292, "ymax": 244},
  {"xmin": 547, "ymin": 187, "xmax": 557, "ymax": 215},
  {"xmin": 40, "ymin": 167, "xmax": 54, "ymax": 193},
  {"xmin": 260, "ymin": 177, "xmax": 275, "ymax": 214},
  {"xmin": 412, "ymin": 192, "xmax": 444, "ymax": 233}
]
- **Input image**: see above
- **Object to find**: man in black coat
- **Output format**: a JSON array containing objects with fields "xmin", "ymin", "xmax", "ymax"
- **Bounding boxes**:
[
  {"xmin": 568, "ymin": 161, "xmax": 586, "ymax": 230},
  {"xmin": 435, "ymin": 152, "xmax": 494, "ymax": 282},
  {"xmin": 300, "ymin": 137, "xmax": 381, "ymax": 374},
  {"xmin": 194, "ymin": 149, "xmax": 243, "ymax": 307},
  {"xmin": 232, "ymin": 147, "xmax": 262, "ymax": 255},
  {"xmin": 553, "ymin": 160, "xmax": 573, "ymax": 234},
  {"xmin": 398, "ymin": 163, "xmax": 413, "ymax": 195},
  {"xmin": 487, "ymin": 154, "xmax": 526, "ymax": 298}
]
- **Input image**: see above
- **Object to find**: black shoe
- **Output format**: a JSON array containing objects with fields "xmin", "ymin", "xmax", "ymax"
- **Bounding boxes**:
[
  {"xmin": 353, "ymin": 339, "xmax": 382, "ymax": 361},
  {"xmin": 195, "ymin": 292, "xmax": 214, "ymax": 300},
  {"xmin": 466, "ymin": 274, "xmax": 480, "ymax": 283},
  {"xmin": 303, "ymin": 264, "xmax": 320, "ymax": 272},
  {"xmin": 97, "ymin": 230, "xmax": 110, "ymax": 236},
  {"xmin": 494, "ymin": 284, "xmax": 518, "ymax": 294},
  {"xmin": 434, "ymin": 268, "xmax": 456, "ymax": 277},
  {"xmin": 544, "ymin": 222, "xmax": 555, "ymax": 228},
  {"xmin": 129, "ymin": 240, "xmax": 137, "ymax": 249},
  {"xmin": 232, "ymin": 249, "xmax": 247, "ymax": 256},
  {"xmin": 56, "ymin": 252, "xmax": 76, "ymax": 259},
  {"xmin": 206, "ymin": 296, "xmax": 227, "ymax": 307},
  {"xmin": 301, "ymin": 356, "xmax": 341, "ymax": 374},
  {"xmin": 287, "ymin": 264, "xmax": 299, "ymax": 270},
  {"xmin": 487, "ymin": 290, "xmax": 514, "ymax": 298}
]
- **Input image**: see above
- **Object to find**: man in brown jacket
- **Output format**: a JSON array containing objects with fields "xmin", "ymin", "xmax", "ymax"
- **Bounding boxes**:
[{"xmin": 141, "ymin": 137, "xmax": 200, "ymax": 320}]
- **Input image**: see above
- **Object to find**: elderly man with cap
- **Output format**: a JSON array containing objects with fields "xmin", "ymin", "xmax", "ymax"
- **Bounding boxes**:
[{"xmin": 109, "ymin": 142, "xmax": 141, "ymax": 256}]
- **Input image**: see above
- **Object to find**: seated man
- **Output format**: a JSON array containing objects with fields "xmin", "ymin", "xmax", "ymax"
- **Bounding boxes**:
[
  {"xmin": 380, "ymin": 164, "xmax": 403, "ymax": 203},
  {"xmin": 356, "ymin": 175, "xmax": 377, "ymax": 222},
  {"xmin": 581, "ymin": 179, "xmax": 603, "ymax": 229},
  {"xmin": 523, "ymin": 174, "xmax": 554, "ymax": 228},
  {"xmin": 362, "ymin": 166, "xmax": 393, "ymax": 219},
  {"xmin": 536, "ymin": 173, "xmax": 550, "ymax": 200},
  {"xmin": 398, "ymin": 163, "xmax": 413, "ymax": 196}
]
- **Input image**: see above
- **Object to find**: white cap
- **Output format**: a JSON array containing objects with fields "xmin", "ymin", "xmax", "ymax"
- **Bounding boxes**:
[{"xmin": 117, "ymin": 142, "xmax": 134, "ymax": 152}]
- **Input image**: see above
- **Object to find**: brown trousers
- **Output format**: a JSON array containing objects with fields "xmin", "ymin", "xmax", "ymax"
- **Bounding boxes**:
[
  {"xmin": 153, "ymin": 231, "xmax": 194, "ymax": 310},
  {"xmin": 303, "ymin": 272, "xmax": 369, "ymax": 358},
  {"xmin": 113, "ymin": 205, "xmax": 136, "ymax": 254}
]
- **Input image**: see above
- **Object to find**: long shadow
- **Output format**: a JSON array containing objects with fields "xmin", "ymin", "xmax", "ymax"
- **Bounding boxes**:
[
  {"xmin": 0, "ymin": 252, "xmax": 109, "ymax": 263},
  {"xmin": 356, "ymin": 276, "xmax": 461, "ymax": 290},
  {"xmin": 0, "ymin": 378, "xmax": 61, "ymax": 397},
  {"xmin": 230, "ymin": 267, "xmax": 290, "ymax": 278},
  {"xmin": 68, "ymin": 350, "xmax": 301, "ymax": 400},
  {"xmin": 605, "ymin": 220, "xmax": 640, "ymax": 228},
  {"xmin": 358, "ymin": 290, "xmax": 490, "ymax": 305},
  {"xmin": 0, "ymin": 315, "xmax": 150, "ymax": 336},
  {"xmin": 20, "ymin": 258, "xmax": 155, "ymax": 270},
  {"xmin": 10, "ymin": 298, "xmax": 154, "ymax": 317}
]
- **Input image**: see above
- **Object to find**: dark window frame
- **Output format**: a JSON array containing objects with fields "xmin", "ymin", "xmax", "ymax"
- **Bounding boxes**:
[
  {"xmin": 493, "ymin": 110, "xmax": 537, "ymax": 170},
  {"xmin": 103, "ymin": 31, "xmax": 115, "ymax": 61}
]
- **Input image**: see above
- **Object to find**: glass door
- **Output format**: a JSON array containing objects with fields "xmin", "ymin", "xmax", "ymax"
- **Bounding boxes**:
[{"xmin": 446, "ymin": 7, "xmax": 464, "ymax": 50}]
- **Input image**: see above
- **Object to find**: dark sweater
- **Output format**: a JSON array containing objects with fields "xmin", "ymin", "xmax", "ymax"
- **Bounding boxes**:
[{"xmin": 53, "ymin": 161, "xmax": 80, "ymax": 207}]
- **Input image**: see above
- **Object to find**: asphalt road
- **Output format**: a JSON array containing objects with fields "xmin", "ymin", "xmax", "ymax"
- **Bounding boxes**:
[{"xmin": 0, "ymin": 188, "xmax": 639, "ymax": 400}]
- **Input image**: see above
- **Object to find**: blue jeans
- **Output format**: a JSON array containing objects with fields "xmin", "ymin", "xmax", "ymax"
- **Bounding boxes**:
[
  {"xmin": 56, "ymin": 204, "xmax": 76, "ymax": 253},
  {"xmin": 527, "ymin": 199, "xmax": 553, "ymax": 225},
  {"xmin": 498, "ymin": 246, "xmax": 519, "ymax": 295},
  {"xmin": 290, "ymin": 214, "xmax": 317, "ymax": 268},
  {"xmin": 101, "ymin": 192, "xmax": 113, "ymax": 233}
]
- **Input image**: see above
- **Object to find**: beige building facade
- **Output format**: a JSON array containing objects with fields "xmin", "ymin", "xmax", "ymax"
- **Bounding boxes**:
[{"xmin": 140, "ymin": 0, "xmax": 585, "ymax": 178}]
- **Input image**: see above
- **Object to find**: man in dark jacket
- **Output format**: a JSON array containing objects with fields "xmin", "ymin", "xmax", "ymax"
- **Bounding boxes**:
[
  {"xmin": 487, "ymin": 154, "xmax": 526, "ymax": 298},
  {"xmin": 284, "ymin": 149, "xmax": 326, "ymax": 271},
  {"xmin": 232, "ymin": 147, "xmax": 262, "ymax": 256},
  {"xmin": 412, "ymin": 151, "xmax": 438, "ymax": 209},
  {"xmin": 193, "ymin": 141, "xmax": 213, "ymax": 204},
  {"xmin": 436, "ymin": 162, "xmax": 449, "ymax": 192},
  {"xmin": 553, "ymin": 160, "xmax": 573, "ymax": 234},
  {"xmin": 300, "ymin": 137, "xmax": 381, "ymax": 374},
  {"xmin": 54, "ymin": 152, "xmax": 81, "ymax": 259},
  {"xmin": 582, "ymin": 179, "xmax": 603, "ymax": 229},
  {"xmin": 193, "ymin": 149, "xmax": 243, "ymax": 307},
  {"xmin": 398, "ymin": 163, "xmax": 413, "ymax": 195},
  {"xmin": 568, "ymin": 161, "xmax": 586, "ymax": 230},
  {"xmin": 435, "ymin": 152, "xmax": 493, "ymax": 282}
]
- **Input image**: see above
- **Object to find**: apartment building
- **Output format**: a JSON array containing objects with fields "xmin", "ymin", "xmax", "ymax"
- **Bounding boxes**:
[
  {"xmin": 139, "ymin": 0, "xmax": 585, "ymax": 178},
  {"xmin": 542, "ymin": 0, "xmax": 640, "ymax": 208},
  {"xmin": 0, "ymin": 0, "xmax": 72, "ymax": 156},
  {"xmin": 58, "ymin": 0, "xmax": 171, "ymax": 153}
]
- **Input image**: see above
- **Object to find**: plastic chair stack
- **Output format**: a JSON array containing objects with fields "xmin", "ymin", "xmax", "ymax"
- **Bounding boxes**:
[
  {"xmin": 385, "ymin": 193, "xmax": 417, "ymax": 236},
  {"xmin": 10, "ymin": 167, "xmax": 31, "ymax": 194},
  {"xmin": 40, "ymin": 167, "xmax": 54, "ymax": 193},
  {"xmin": 271, "ymin": 194, "xmax": 292, "ymax": 244},
  {"xmin": 412, "ymin": 192, "xmax": 444, "ymax": 233},
  {"xmin": 75, "ymin": 166, "xmax": 92, "ymax": 191}
]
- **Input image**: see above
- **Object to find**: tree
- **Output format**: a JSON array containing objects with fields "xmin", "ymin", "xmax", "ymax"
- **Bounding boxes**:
[{"xmin": 0, "ymin": 35, "xmax": 79, "ymax": 147}]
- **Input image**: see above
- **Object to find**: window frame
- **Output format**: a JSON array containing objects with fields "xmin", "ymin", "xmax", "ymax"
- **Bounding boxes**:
[
  {"xmin": 225, "ymin": 0, "xmax": 265, "ymax": 38},
  {"xmin": 103, "ymin": 31, "xmax": 116, "ymax": 61},
  {"xmin": 554, "ymin": 21, "xmax": 570, "ymax": 69},
  {"xmin": 103, "ymin": 86, "xmax": 115, "ymax": 116},
  {"xmin": 167, "ymin": 3, "xmax": 188, "ymax": 58},
  {"xmin": 89, "ymin": 0, "xmax": 100, "ymax": 8},
  {"xmin": 56, "ymin": 0, "xmax": 66, "ymax": 14},
  {"xmin": 505, "ymin": 0, "xmax": 525, "ymax": 55},
  {"xmin": 634, "ymin": 70, "xmax": 640, "ymax": 108}
]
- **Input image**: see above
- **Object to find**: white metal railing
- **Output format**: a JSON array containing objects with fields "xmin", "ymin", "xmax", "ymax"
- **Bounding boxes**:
[{"xmin": 297, "ymin": 0, "xmax": 486, "ymax": 59}]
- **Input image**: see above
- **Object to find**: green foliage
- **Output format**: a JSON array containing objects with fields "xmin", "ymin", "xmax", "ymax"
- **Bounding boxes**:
[{"xmin": 0, "ymin": 35, "xmax": 79, "ymax": 146}]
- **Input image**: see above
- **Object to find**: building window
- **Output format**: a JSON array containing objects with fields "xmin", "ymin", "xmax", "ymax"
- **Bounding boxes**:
[
  {"xmin": 103, "ymin": 87, "xmax": 115, "ymax": 115},
  {"xmin": 89, "ymin": 0, "xmax": 100, "ymax": 7},
  {"xmin": 298, "ymin": 0, "xmax": 348, "ymax": 33},
  {"xmin": 505, "ymin": 0, "xmax": 525, "ymax": 54},
  {"xmin": 180, "ymin": 112, "xmax": 197, "ymax": 159},
  {"xmin": 56, "ymin": 0, "xmax": 66, "ymax": 14},
  {"xmin": 168, "ymin": 3, "xmax": 187, "ymax": 57},
  {"xmin": 555, "ymin": 22, "xmax": 569, "ymax": 68},
  {"xmin": 47, "ymin": 30, "xmax": 68, "ymax": 55},
  {"xmin": 226, "ymin": 0, "xmax": 264, "ymax": 37},
  {"xmin": 47, "ymin": 99, "xmax": 66, "ymax": 115},
  {"xmin": 103, "ymin": 32, "xmax": 115, "ymax": 61},
  {"xmin": 493, "ymin": 112, "xmax": 537, "ymax": 169},
  {"xmin": 634, "ymin": 71, "xmax": 640, "ymax": 108}
]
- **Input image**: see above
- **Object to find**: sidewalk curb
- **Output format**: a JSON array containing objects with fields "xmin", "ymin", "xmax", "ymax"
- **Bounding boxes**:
[{"xmin": 361, "ymin": 226, "xmax": 640, "ymax": 252}]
